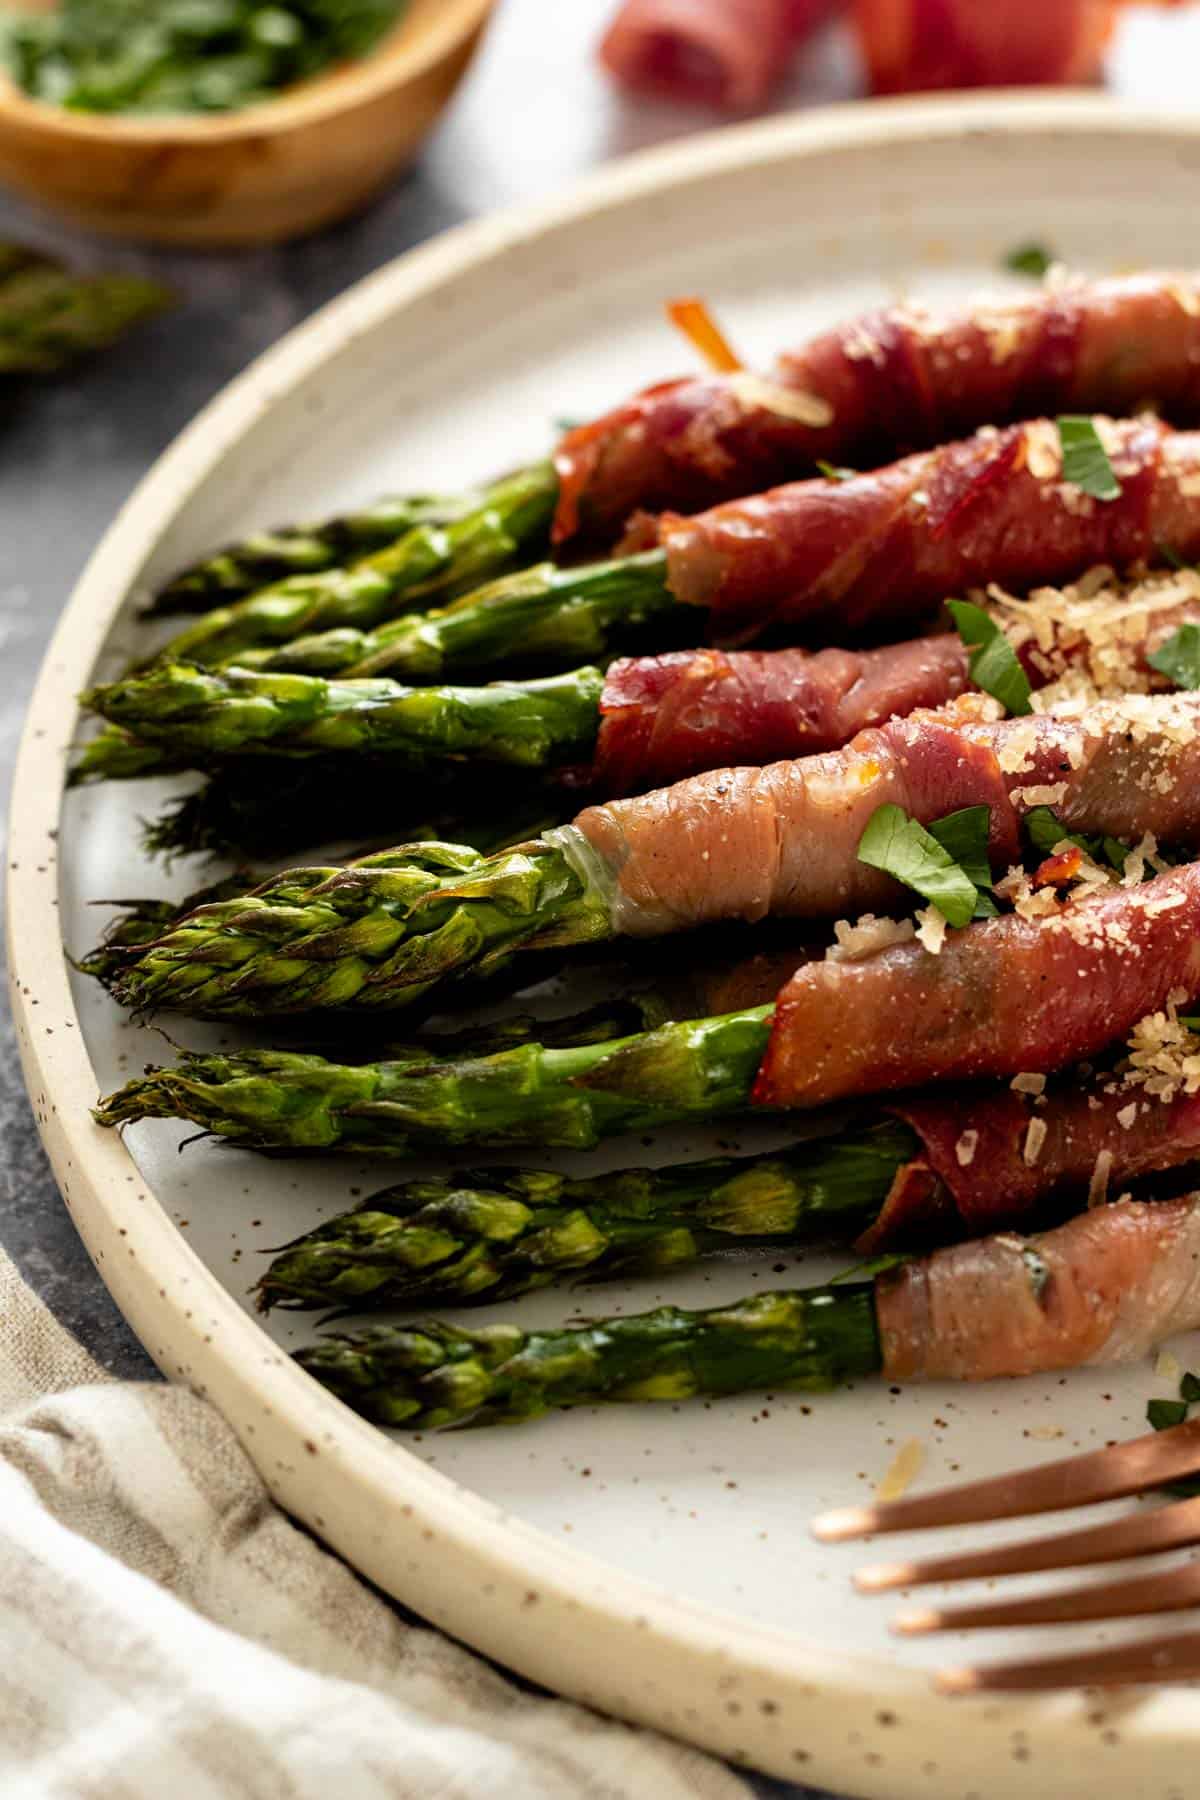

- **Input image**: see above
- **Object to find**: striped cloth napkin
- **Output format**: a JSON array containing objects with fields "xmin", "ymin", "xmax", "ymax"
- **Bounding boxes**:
[{"xmin": 0, "ymin": 1247, "xmax": 755, "ymax": 1800}]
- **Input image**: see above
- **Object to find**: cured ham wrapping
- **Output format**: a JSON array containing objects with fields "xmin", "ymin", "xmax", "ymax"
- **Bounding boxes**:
[
  {"xmin": 599, "ymin": 0, "xmax": 839, "ymax": 109},
  {"xmin": 754, "ymin": 862, "xmax": 1200, "ymax": 1110},
  {"xmin": 659, "ymin": 416, "xmax": 1200, "ymax": 643},
  {"xmin": 566, "ymin": 693, "xmax": 1200, "ymax": 936},
  {"xmin": 592, "ymin": 634, "xmax": 969, "ymax": 794},
  {"xmin": 853, "ymin": 0, "xmax": 1116, "ymax": 95},
  {"xmin": 553, "ymin": 273, "xmax": 1200, "ymax": 541},
  {"xmin": 877, "ymin": 1197, "xmax": 1200, "ymax": 1382},
  {"xmin": 861, "ymin": 1084, "xmax": 1200, "ymax": 1251}
]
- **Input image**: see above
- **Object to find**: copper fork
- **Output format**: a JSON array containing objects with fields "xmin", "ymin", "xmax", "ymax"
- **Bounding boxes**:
[{"xmin": 811, "ymin": 1414, "xmax": 1200, "ymax": 1694}]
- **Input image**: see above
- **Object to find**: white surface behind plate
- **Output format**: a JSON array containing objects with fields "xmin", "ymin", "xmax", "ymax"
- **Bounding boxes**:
[{"xmin": 60, "ymin": 129, "xmax": 1200, "ymax": 1683}]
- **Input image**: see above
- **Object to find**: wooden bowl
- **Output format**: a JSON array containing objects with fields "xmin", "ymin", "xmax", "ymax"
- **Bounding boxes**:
[{"xmin": 0, "ymin": 0, "xmax": 495, "ymax": 247}]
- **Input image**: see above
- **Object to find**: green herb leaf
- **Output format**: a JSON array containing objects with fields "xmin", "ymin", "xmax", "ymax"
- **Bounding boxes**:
[
  {"xmin": 1056, "ymin": 416, "xmax": 1122, "ymax": 501},
  {"xmin": 1148, "ymin": 1398, "xmax": 1190, "ymax": 1432},
  {"xmin": 857, "ymin": 804, "xmax": 981, "ymax": 929},
  {"xmin": 1023, "ymin": 807, "xmax": 1138, "ymax": 876},
  {"xmin": 946, "ymin": 598, "xmax": 1033, "ymax": 717},
  {"xmin": 1158, "ymin": 544, "xmax": 1190, "ymax": 572},
  {"xmin": 927, "ymin": 804, "xmax": 999, "ymax": 917},
  {"xmin": 1148, "ymin": 621, "xmax": 1200, "ymax": 691},
  {"xmin": 553, "ymin": 416, "xmax": 583, "ymax": 435},
  {"xmin": 1182, "ymin": 1372, "xmax": 1200, "ymax": 1404},
  {"xmin": 816, "ymin": 460, "xmax": 856, "ymax": 482},
  {"xmin": 1004, "ymin": 242, "xmax": 1054, "ymax": 278}
]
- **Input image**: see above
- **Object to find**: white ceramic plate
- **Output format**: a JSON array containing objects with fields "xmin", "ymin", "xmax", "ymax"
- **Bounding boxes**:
[{"xmin": 14, "ymin": 94, "xmax": 1200, "ymax": 1800}]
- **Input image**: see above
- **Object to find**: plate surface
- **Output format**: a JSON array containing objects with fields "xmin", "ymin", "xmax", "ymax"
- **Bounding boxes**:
[{"xmin": 12, "ymin": 94, "xmax": 1200, "ymax": 1799}]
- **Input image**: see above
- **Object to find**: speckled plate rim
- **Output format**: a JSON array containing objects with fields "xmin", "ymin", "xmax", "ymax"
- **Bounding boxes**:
[{"xmin": 11, "ymin": 93, "xmax": 1200, "ymax": 1799}]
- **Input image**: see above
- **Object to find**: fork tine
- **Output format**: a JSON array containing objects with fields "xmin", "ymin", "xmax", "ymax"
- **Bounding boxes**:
[
  {"xmin": 936, "ymin": 1628, "xmax": 1200, "ymax": 1694},
  {"xmin": 855, "ymin": 1493, "xmax": 1200, "ymax": 1591},
  {"xmin": 894, "ymin": 1558, "xmax": 1200, "ymax": 1634},
  {"xmin": 811, "ymin": 1416, "xmax": 1200, "ymax": 1541}
]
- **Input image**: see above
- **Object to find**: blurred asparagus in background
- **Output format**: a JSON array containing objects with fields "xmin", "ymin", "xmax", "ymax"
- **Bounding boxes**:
[{"xmin": 0, "ymin": 243, "xmax": 170, "ymax": 375}]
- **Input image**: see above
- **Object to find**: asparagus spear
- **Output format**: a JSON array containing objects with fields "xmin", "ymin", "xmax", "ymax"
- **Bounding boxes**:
[
  {"xmin": 142, "ymin": 464, "xmax": 558, "ymax": 670},
  {"xmin": 0, "ymin": 250, "xmax": 170, "ymax": 374},
  {"xmin": 295, "ymin": 1284, "xmax": 881, "ymax": 1427},
  {"xmin": 74, "ymin": 874, "xmax": 255, "ymax": 987},
  {"xmin": 234, "ymin": 551, "xmax": 678, "ymax": 682},
  {"xmin": 140, "ymin": 759, "xmax": 569, "ymax": 862},
  {"xmin": 256, "ymin": 1125, "xmax": 915, "ymax": 1310},
  {"xmin": 93, "ymin": 1006, "xmax": 776, "ymax": 1153},
  {"xmin": 148, "ymin": 490, "xmax": 482, "ymax": 615},
  {"xmin": 90, "ymin": 835, "xmax": 615, "ymax": 1017},
  {"xmin": 79, "ymin": 662, "xmax": 605, "ymax": 777}
]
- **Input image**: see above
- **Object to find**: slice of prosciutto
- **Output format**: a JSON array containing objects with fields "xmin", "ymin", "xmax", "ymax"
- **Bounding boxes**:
[
  {"xmin": 753, "ymin": 862, "xmax": 1200, "ymax": 1111},
  {"xmin": 598, "ymin": 0, "xmax": 839, "ymax": 109},
  {"xmin": 659, "ymin": 416, "xmax": 1200, "ymax": 643},
  {"xmin": 853, "ymin": 0, "xmax": 1115, "ymax": 95},
  {"xmin": 876, "ymin": 1197, "xmax": 1200, "ymax": 1382},
  {"xmin": 560, "ymin": 692, "xmax": 1200, "ymax": 938},
  {"xmin": 592, "ymin": 634, "xmax": 970, "ymax": 795},
  {"xmin": 860, "ymin": 1083, "xmax": 1200, "ymax": 1251},
  {"xmin": 552, "ymin": 273, "xmax": 1200, "ymax": 541}
]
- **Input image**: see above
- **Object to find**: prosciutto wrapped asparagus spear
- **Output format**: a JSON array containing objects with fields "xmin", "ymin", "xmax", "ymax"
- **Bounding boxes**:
[
  {"xmin": 256, "ymin": 1077, "xmax": 1200, "ymax": 1310},
  {"xmin": 77, "ymin": 635, "xmax": 973, "ymax": 788},
  {"xmin": 295, "ymin": 1198, "xmax": 1200, "ymax": 1427},
  {"xmin": 91, "ymin": 693, "xmax": 1200, "ymax": 1019},
  {"xmin": 224, "ymin": 414, "xmax": 1200, "ymax": 685},
  {"xmin": 553, "ymin": 274, "xmax": 1200, "ymax": 541}
]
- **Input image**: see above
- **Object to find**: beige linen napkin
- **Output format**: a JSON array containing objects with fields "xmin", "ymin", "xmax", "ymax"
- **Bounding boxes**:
[{"xmin": 0, "ymin": 1248, "xmax": 753, "ymax": 1799}]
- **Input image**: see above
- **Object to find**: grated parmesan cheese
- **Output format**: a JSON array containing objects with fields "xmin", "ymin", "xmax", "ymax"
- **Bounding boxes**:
[
  {"xmin": 876, "ymin": 1439, "xmax": 925, "ymax": 1502},
  {"xmin": 827, "ymin": 914, "xmax": 916, "ymax": 963},
  {"xmin": 914, "ymin": 906, "xmax": 947, "ymax": 955},
  {"xmin": 1022, "ymin": 1118, "xmax": 1048, "ymax": 1166},
  {"xmin": 1022, "ymin": 419, "xmax": 1062, "ymax": 482},
  {"xmin": 727, "ymin": 373, "xmax": 835, "ymax": 428},
  {"xmin": 1088, "ymin": 1149, "xmax": 1114, "ymax": 1208},
  {"xmin": 1011, "ymin": 1072, "xmax": 1047, "ymax": 1095},
  {"xmin": 955, "ymin": 1129, "xmax": 979, "ymax": 1167}
]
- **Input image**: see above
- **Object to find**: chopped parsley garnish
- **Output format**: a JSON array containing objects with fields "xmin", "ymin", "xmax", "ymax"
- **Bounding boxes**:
[
  {"xmin": 1149, "ymin": 620, "xmax": 1200, "ymax": 691},
  {"xmin": 1023, "ymin": 807, "xmax": 1129, "ymax": 873},
  {"xmin": 1147, "ymin": 1371, "xmax": 1200, "ymax": 1486},
  {"xmin": 857, "ymin": 803, "xmax": 994, "ymax": 929},
  {"xmin": 1056, "ymin": 415, "xmax": 1122, "ymax": 501},
  {"xmin": 553, "ymin": 416, "xmax": 583, "ymax": 434},
  {"xmin": 927, "ymin": 805, "xmax": 999, "ymax": 917},
  {"xmin": 816, "ymin": 460, "xmax": 856, "ymax": 482},
  {"xmin": 1004, "ymin": 242, "xmax": 1054, "ymax": 278},
  {"xmin": 946, "ymin": 598, "xmax": 1032, "ymax": 717}
]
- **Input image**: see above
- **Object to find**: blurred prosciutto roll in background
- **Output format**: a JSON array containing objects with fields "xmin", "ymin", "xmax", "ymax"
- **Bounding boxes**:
[
  {"xmin": 853, "ymin": 0, "xmax": 1118, "ymax": 91},
  {"xmin": 599, "ymin": 0, "xmax": 841, "ymax": 108}
]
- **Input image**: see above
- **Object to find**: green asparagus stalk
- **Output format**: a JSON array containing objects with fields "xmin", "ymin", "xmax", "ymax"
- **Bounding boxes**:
[
  {"xmin": 92, "ymin": 835, "xmax": 615, "ymax": 1018},
  {"xmin": 79, "ymin": 662, "xmax": 605, "ymax": 777},
  {"xmin": 148, "ymin": 490, "xmax": 484, "ymax": 615},
  {"xmin": 93, "ymin": 1006, "xmax": 776, "ymax": 1154},
  {"xmin": 0, "ymin": 249, "xmax": 170, "ymax": 374},
  {"xmin": 295, "ymin": 1283, "xmax": 881, "ymax": 1427},
  {"xmin": 140, "ymin": 759, "xmax": 570, "ymax": 863},
  {"xmin": 257, "ymin": 1124, "xmax": 915, "ymax": 1310},
  {"xmin": 142, "ymin": 463, "xmax": 558, "ymax": 670},
  {"xmin": 74, "ymin": 873, "xmax": 256, "ymax": 987},
  {"xmin": 234, "ymin": 550, "xmax": 677, "ymax": 682}
]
